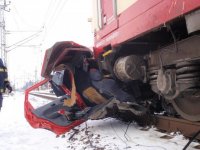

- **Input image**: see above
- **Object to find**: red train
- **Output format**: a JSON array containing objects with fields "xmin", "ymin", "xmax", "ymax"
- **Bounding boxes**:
[{"xmin": 25, "ymin": 0, "xmax": 200, "ymax": 135}]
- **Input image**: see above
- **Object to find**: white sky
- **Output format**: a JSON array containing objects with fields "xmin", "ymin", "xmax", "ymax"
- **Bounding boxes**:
[{"xmin": 5, "ymin": 0, "xmax": 93, "ymax": 88}]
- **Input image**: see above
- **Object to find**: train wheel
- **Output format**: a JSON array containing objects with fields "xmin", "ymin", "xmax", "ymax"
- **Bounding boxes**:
[{"xmin": 172, "ymin": 90, "xmax": 200, "ymax": 121}]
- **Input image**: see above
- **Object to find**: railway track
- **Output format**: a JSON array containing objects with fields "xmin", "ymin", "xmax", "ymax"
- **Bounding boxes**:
[
  {"xmin": 30, "ymin": 91, "xmax": 200, "ymax": 141},
  {"xmin": 29, "ymin": 92, "xmax": 58, "ymax": 101},
  {"xmin": 156, "ymin": 115, "xmax": 200, "ymax": 141}
]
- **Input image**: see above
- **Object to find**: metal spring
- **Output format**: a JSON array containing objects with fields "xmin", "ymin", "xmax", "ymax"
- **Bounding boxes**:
[{"xmin": 176, "ymin": 60, "xmax": 200, "ymax": 81}]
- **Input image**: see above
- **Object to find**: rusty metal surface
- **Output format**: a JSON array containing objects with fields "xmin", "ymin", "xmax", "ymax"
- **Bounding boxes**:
[
  {"xmin": 113, "ymin": 55, "xmax": 144, "ymax": 81},
  {"xmin": 148, "ymin": 36, "xmax": 200, "ymax": 68},
  {"xmin": 171, "ymin": 91, "xmax": 200, "ymax": 122},
  {"xmin": 156, "ymin": 115, "xmax": 200, "ymax": 140}
]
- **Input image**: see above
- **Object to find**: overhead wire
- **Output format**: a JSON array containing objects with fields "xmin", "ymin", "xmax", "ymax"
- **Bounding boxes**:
[
  {"xmin": 46, "ymin": 0, "xmax": 69, "ymax": 31},
  {"xmin": 36, "ymin": 0, "xmax": 63, "ymax": 54},
  {"xmin": 6, "ymin": 30, "xmax": 42, "ymax": 49},
  {"xmin": 6, "ymin": 30, "xmax": 42, "ymax": 33},
  {"xmin": 43, "ymin": 0, "xmax": 64, "ymax": 30},
  {"xmin": 6, "ymin": 34, "xmax": 41, "ymax": 52},
  {"xmin": 6, "ymin": 30, "xmax": 42, "ymax": 52},
  {"xmin": 12, "ymin": 4, "xmax": 38, "ymax": 29},
  {"xmin": 9, "ymin": 7, "xmax": 20, "ymax": 30},
  {"xmin": 39, "ymin": 0, "xmax": 69, "ymax": 48},
  {"xmin": 6, "ymin": 0, "xmax": 70, "ymax": 63},
  {"xmin": 42, "ymin": 0, "xmax": 55, "ymax": 26},
  {"xmin": 6, "ymin": 3, "xmax": 45, "ymax": 53},
  {"xmin": 13, "ymin": 45, "xmax": 41, "ymax": 48},
  {"xmin": 7, "ymin": 0, "xmax": 70, "ymax": 51},
  {"xmin": 34, "ymin": 0, "xmax": 69, "ymax": 73}
]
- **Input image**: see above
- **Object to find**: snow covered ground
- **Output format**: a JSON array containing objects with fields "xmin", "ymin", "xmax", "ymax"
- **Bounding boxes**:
[{"xmin": 0, "ymin": 92, "xmax": 199, "ymax": 150}]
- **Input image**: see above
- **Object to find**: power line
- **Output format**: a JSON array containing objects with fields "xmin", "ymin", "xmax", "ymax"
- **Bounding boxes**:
[
  {"xmin": 40, "ymin": 0, "xmax": 69, "ymax": 47},
  {"xmin": 42, "ymin": 0, "xmax": 54, "ymax": 26},
  {"xmin": 47, "ymin": 0, "xmax": 69, "ymax": 30},
  {"xmin": 6, "ymin": 30, "xmax": 42, "ymax": 49},
  {"xmin": 11, "ymin": 44, "xmax": 41, "ymax": 48},
  {"xmin": 42, "ymin": 0, "xmax": 61, "ymax": 28},
  {"xmin": 39, "ymin": 0, "xmax": 69, "ymax": 49},
  {"xmin": 9, "ymin": 7, "xmax": 20, "ymax": 30},
  {"xmin": 6, "ymin": 30, "xmax": 42, "ymax": 33},
  {"xmin": 6, "ymin": 32, "xmax": 42, "ymax": 52},
  {"xmin": 12, "ymin": 3, "xmax": 38, "ymax": 29}
]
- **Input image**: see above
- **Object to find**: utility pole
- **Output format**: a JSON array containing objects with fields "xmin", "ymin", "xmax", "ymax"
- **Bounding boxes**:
[{"xmin": 0, "ymin": 0, "xmax": 9, "ymax": 65}]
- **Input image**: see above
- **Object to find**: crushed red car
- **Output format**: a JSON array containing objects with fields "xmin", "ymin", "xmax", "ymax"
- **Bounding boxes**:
[{"xmin": 24, "ymin": 41, "xmax": 148, "ymax": 135}]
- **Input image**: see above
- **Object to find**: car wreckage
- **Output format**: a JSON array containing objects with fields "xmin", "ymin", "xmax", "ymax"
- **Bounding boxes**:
[
  {"xmin": 25, "ymin": 41, "xmax": 150, "ymax": 135},
  {"xmin": 25, "ymin": 0, "xmax": 200, "ymax": 135}
]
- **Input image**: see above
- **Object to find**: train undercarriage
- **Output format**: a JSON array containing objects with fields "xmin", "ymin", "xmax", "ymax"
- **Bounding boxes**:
[
  {"xmin": 106, "ymin": 35, "xmax": 200, "ymax": 122},
  {"xmin": 96, "ymin": 9, "xmax": 200, "ymax": 122}
]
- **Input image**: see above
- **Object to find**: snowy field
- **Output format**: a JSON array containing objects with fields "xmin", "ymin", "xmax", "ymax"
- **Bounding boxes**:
[{"xmin": 0, "ymin": 92, "xmax": 199, "ymax": 150}]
